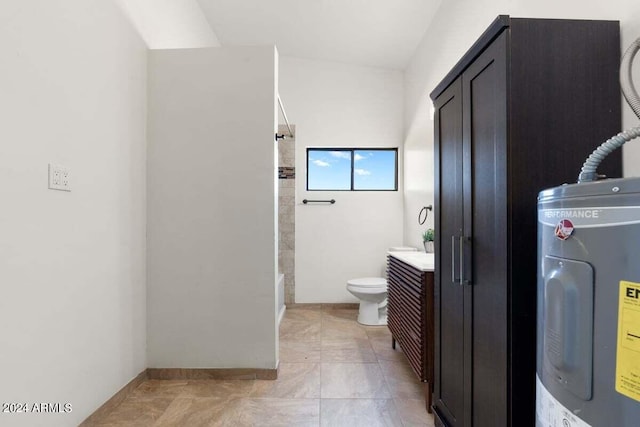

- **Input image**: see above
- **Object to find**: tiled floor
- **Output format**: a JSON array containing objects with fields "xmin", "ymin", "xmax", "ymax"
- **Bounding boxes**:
[{"xmin": 91, "ymin": 306, "xmax": 434, "ymax": 426}]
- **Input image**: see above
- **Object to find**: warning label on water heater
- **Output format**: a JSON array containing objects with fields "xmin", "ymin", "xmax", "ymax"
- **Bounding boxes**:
[{"xmin": 616, "ymin": 280, "xmax": 640, "ymax": 402}]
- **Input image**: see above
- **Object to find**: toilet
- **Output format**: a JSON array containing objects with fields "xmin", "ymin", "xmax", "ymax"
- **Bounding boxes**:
[{"xmin": 347, "ymin": 246, "xmax": 417, "ymax": 326}]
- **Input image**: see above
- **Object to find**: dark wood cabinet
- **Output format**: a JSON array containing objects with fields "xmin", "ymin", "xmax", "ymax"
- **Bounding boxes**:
[
  {"xmin": 387, "ymin": 254, "xmax": 434, "ymax": 411},
  {"xmin": 430, "ymin": 16, "xmax": 622, "ymax": 427}
]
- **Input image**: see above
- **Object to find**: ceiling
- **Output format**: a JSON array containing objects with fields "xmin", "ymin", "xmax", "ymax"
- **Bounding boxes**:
[{"xmin": 196, "ymin": 0, "xmax": 442, "ymax": 70}]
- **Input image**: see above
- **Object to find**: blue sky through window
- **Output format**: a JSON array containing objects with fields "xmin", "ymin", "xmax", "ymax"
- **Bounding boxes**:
[
  {"xmin": 307, "ymin": 150, "xmax": 352, "ymax": 190},
  {"xmin": 353, "ymin": 150, "xmax": 396, "ymax": 190},
  {"xmin": 307, "ymin": 149, "xmax": 396, "ymax": 191}
]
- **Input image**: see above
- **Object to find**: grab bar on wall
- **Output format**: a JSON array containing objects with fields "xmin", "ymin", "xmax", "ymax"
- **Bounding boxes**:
[
  {"xmin": 302, "ymin": 199, "xmax": 335, "ymax": 204},
  {"xmin": 277, "ymin": 95, "xmax": 294, "ymax": 139}
]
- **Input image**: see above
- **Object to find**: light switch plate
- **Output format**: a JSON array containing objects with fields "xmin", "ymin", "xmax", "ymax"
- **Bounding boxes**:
[{"xmin": 49, "ymin": 163, "xmax": 70, "ymax": 192}]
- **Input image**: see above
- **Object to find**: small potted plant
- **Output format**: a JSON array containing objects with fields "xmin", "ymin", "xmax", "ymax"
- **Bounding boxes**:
[{"xmin": 422, "ymin": 229, "xmax": 435, "ymax": 253}]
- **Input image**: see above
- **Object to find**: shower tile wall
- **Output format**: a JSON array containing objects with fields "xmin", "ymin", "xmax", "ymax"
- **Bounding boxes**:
[{"xmin": 278, "ymin": 124, "xmax": 295, "ymax": 304}]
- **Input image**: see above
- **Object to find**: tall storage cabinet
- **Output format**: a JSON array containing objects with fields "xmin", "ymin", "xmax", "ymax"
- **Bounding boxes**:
[{"xmin": 430, "ymin": 16, "xmax": 622, "ymax": 427}]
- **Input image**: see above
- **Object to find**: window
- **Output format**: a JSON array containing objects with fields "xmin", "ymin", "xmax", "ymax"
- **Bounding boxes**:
[{"xmin": 306, "ymin": 148, "xmax": 398, "ymax": 191}]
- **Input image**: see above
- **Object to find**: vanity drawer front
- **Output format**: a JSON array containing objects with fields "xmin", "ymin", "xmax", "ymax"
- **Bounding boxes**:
[{"xmin": 387, "ymin": 255, "xmax": 429, "ymax": 382}]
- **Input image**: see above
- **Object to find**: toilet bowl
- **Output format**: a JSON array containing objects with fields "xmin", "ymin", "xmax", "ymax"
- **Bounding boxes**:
[
  {"xmin": 347, "ymin": 247, "xmax": 417, "ymax": 326},
  {"xmin": 346, "ymin": 277, "xmax": 388, "ymax": 326}
]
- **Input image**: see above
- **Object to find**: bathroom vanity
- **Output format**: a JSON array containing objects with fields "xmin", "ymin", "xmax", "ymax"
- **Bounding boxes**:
[{"xmin": 387, "ymin": 251, "xmax": 434, "ymax": 412}]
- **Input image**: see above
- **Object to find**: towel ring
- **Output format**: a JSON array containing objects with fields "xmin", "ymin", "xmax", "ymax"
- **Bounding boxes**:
[{"xmin": 418, "ymin": 205, "xmax": 433, "ymax": 225}]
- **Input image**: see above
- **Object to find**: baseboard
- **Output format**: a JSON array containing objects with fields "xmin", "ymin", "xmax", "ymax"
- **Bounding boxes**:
[
  {"xmin": 146, "ymin": 367, "xmax": 279, "ymax": 380},
  {"xmin": 79, "ymin": 370, "xmax": 147, "ymax": 426},
  {"xmin": 321, "ymin": 303, "xmax": 359, "ymax": 310},
  {"xmin": 287, "ymin": 303, "xmax": 359, "ymax": 310}
]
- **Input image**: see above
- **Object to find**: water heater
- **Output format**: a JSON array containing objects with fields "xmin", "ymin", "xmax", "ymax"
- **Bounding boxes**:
[
  {"xmin": 537, "ymin": 178, "xmax": 640, "ymax": 426},
  {"xmin": 536, "ymin": 35, "xmax": 640, "ymax": 427}
]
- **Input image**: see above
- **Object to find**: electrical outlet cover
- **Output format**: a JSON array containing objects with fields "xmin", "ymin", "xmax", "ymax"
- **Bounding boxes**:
[{"xmin": 49, "ymin": 163, "xmax": 70, "ymax": 192}]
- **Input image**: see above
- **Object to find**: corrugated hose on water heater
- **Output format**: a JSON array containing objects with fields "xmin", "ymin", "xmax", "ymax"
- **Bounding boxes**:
[{"xmin": 578, "ymin": 36, "xmax": 640, "ymax": 183}]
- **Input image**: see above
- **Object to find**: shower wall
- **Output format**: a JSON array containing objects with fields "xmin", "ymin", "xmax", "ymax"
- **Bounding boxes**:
[
  {"xmin": 147, "ymin": 46, "xmax": 278, "ymax": 368},
  {"xmin": 278, "ymin": 124, "xmax": 295, "ymax": 304}
]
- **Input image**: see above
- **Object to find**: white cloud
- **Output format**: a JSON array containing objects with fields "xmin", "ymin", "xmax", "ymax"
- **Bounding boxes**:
[
  {"xmin": 354, "ymin": 154, "xmax": 366, "ymax": 162},
  {"xmin": 330, "ymin": 151, "xmax": 351, "ymax": 160},
  {"xmin": 355, "ymin": 168, "xmax": 371, "ymax": 176},
  {"xmin": 312, "ymin": 159, "xmax": 330, "ymax": 167}
]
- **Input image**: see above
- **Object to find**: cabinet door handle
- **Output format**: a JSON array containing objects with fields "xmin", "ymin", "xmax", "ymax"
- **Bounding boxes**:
[
  {"xmin": 451, "ymin": 235, "xmax": 456, "ymax": 284},
  {"xmin": 459, "ymin": 235, "xmax": 464, "ymax": 285},
  {"xmin": 460, "ymin": 236, "xmax": 471, "ymax": 285},
  {"xmin": 451, "ymin": 235, "xmax": 459, "ymax": 284}
]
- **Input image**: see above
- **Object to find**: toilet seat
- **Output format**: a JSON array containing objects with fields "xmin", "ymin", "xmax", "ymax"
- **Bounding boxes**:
[{"xmin": 346, "ymin": 277, "xmax": 387, "ymax": 288}]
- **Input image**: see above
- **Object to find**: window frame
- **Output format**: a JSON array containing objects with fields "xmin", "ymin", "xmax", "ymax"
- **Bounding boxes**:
[{"xmin": 306, "ymin": 147, "xmax": 398, "ymax": 192}]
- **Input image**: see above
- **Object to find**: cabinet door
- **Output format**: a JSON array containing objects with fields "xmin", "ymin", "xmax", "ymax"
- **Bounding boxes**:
[
  {"xmin": 433, "ymin": 78, "xmax": 464, "ymax": 426},
  {"xmin": 462, "ymin": 31, "xmax": 508, "ymax": 427}
]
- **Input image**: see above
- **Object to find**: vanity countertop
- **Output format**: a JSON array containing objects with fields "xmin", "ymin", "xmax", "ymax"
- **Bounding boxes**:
[{"xmin": 388, "ymin": 251, "xmax": 434, "ymax": 272}]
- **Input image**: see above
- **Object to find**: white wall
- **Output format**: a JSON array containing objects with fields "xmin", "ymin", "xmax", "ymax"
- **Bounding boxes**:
[
  {"xmin": 0, "ymin": 1, "xmax": 147, "ymax": 426},
  {"xmin": 147, "ymin": 46, "xmax": 279, "ymax": 368},
  {"xmin": 403, "ymin": 0, "xmax": 640, "ymax": 249},
  {"xmin": 115, "ymin": 0, "xmax": 220, "ymax": 49},
  {"xmin": 279, "ymin": 57, "xmax": 404, "ymax": 303}
]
